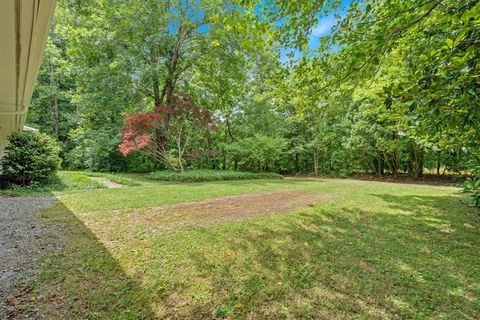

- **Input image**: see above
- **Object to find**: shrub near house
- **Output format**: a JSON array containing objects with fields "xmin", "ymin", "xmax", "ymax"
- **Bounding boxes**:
[{"xmin": 1, "ymin": 132, "xmax": 61, "ymax": 186}]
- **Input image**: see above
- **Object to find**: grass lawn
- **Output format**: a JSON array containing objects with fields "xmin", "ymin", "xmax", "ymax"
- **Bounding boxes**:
[
  {"xmin": 14, "ymin": 172, "xmax": 480, "ymax": 319},
  {"xmin": 0, "ymin": 171, "xmax": 140, "ymax": 197},
  {"xmin": 146, "ymin": 169, "xmax": 283, "ymax": 182}
]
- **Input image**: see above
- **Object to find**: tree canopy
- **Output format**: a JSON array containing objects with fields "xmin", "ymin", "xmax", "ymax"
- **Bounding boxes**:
[{"xmin": 27, "ymin": 0, "xmax": 480, "ymax": 176}]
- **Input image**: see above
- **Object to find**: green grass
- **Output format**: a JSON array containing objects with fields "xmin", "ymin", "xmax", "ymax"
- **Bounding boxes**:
[
  {"xmin": 0, "ymin": 171, "xmax": 140, "ymax": 196},
  {"xmin": 0, "ymin": 171, "xmax": 104, "ymax": 196},
  {"xmin": 14, "ymin": 173, "xmax": 480, "ymax": 319},
  {"xmin": 86, "ymin": 171, "xmax": 141, "ymax": 186},
  {"xmin": 146, "ymin": 169, "xmax": 283, "ymax": 182}
]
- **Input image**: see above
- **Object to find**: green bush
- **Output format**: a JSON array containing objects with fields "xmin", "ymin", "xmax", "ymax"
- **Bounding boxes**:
[
  {"xmin": 463, "ymin": 175, "xmax": 480, "ymax": 208},
  {"xmin": 1, "ymin": 132, "xmax": 61, "ymax": 186},
  {"xmin": 146, "ymin": 169, "xmax": 283, "ymax": 182}
]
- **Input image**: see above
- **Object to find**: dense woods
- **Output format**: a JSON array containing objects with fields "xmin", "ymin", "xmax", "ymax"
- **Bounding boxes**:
[{"xmin": 28, "ymin": 0, "xmax": 479, "ymax": 177}]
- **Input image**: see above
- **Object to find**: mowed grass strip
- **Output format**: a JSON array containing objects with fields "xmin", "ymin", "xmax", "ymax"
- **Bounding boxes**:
[
  {"xmin": 24, "ymin": 174, "xmax": 480, "ymax": 319},
  {"xmin": 1, "ymin": 171, "xmax": 140, "ymax": 196},
  {"xmin": 57, "ymin": 177, "xmax": 299, "ymax": 213}
]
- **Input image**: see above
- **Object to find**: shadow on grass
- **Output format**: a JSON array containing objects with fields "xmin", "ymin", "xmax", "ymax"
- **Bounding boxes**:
[
  {"xmin": 194, "ymin": 178, "xmax": 319, "ymax": 188},
  {"xmin": 143, "ymin": 177, "xmax": 318, "ymax": 187},
  {"xmin": 11, "ymin": 200, "xmax": 156, "ymax": 319},
  {"xmin": 372, "ymin": 193, "xmax": 467, "ymax": 215},
  {"xmin": 183, "ymin": 194, "xmax": 480, "ymax": 319},
  {"xmin": 11, "ymin": 192, "xmax": 479, "ymax": 319}
]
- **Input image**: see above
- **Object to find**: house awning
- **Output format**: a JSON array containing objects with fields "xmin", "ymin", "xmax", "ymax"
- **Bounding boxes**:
[{"xmin": 0, "ymin": 0, "xmax": 56, "ymax": 157}]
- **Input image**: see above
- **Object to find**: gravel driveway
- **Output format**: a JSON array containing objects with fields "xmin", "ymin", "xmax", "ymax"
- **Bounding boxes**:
[{"xmin": 0, "ymin": 196, "xmax": 57, "ymax": 319}]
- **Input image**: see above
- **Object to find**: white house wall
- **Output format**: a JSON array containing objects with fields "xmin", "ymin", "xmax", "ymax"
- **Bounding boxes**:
[{"xmin": 0, "ymin": 0, "xmax": 56, "ymax": 158}]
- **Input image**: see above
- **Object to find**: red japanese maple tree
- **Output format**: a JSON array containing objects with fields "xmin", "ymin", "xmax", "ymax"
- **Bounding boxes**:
[{"xmin": 119, "ymin": 94, "xmax": 215, "ymax": 172}]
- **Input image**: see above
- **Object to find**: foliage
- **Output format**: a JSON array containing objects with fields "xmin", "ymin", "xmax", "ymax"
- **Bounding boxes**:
[
  {"xmin": 1, "ymin": 132, "xmax": 61, "ymax": 186},
  {"xmin": 146, "ymin": 169, "xmax": 283, "ymax": 182},
  {"xmin": 119, "ymin": 94, "xmax": 215, "ymax": 172},
  {"xmin": 66, "ymin": 127, "xmax": 128, "ymax": 172},
  {"xmin": 270, "ymin": 0, "xmax": 480, "ymax": 177},
  {"xmin": 223, "ymin": 135, "xmax": 287, "ymax": 172},
  {"xmin": 28, "ymin": 19, "xmax": 77, "ymax": 152},
  {"xmin": 463, "ymin": 176, "xmax": 480, "ymax": 208},
  {"xmin": 25, "ymin": 0, "xmax": 480, "ymax": 177},
  {"xmin": 463, "ymin": 158, "xmax": 480, "ymax": 208}
]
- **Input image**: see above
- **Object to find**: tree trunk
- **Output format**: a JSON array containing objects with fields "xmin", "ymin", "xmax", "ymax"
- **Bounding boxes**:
[
  {"xmin": 178, "ymin": 159, "xmax": 184, "ymax": 172},
  {"xmin": 372, "ymin": 157, "xmax": 379, "ymax": 176},
  {"xmin": 226, "ymin": 117, "xmax": 234, "ymax": 141},
  {"xmin": 151, "ymin": 47, "xmax": 161, "ymax": 106},
  {"xmin": 160, "ymin": 26, "xmax": 183, "ymax": 106},
  {"xmin": 414, "ymin": 148, "xmax": 424, "ymax": 179},
  {"xmin": 155, "ymin": 27, "xmax": 184, "ymax": 157},
  {"xmin": 294, "ymin": 154, "xmax": 299, "ymax": 173},
  {"xmin": 313, "ymin": 150, "xmax": 319, "ymax": 175},
  {"xmin": 392, "ymin": 151, "xmax": 399, "ymax": 176},
  {"xmin": 378, "ymin": 154, "xmax": 385, "ymax": 177},
  {"xmin": 150, "ymin": 45, "xmax": 169, "ymax": 151},
  {"xmin": 49, "ymin": 62, "xmax": 59, "ymax": 139},
  {"xmin": 364, "ymin": 154, "xmax": 374, "ymax": 174},
  {"xmin": 409, "ymin": 142, "xmax": 423, "ymax": 179}
]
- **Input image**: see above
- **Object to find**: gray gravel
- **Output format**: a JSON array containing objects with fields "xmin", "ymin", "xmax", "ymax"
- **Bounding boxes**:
[{"xmin": 0, "ymin": 196, "xmax": 57, "ymax": 320}]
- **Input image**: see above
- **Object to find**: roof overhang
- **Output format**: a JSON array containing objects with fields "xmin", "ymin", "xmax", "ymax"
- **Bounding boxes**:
[{"xmin": 0, "ymin": 0, "xmax": 56, "ymax": 157}]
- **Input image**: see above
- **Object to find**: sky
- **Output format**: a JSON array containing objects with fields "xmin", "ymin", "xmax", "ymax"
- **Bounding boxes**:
[
  {"xmin": 280, "ymin": 0, "xmax": 352, "ymax": 64},
  {"xmin": 169, "ymin": 0, "xmax": 352, "ymax": 64}
]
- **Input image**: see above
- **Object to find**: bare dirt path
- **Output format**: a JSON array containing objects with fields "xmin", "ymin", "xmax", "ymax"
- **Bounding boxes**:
[
  {"xmin": 0, "ymin": 196, "xmax": 57, "ymax": 319},
  {"xmin": 89, "ymin": 176, "xmax": 122, "ymax": 189}
]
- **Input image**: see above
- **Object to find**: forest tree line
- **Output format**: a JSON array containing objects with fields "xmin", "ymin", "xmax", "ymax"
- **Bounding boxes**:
[{"xmin": 28, "ymin": 0, "xmax": 480, "ymax": 176}]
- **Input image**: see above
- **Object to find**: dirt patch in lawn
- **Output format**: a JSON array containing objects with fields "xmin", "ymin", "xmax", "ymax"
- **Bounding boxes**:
[{"xmin": 103, "ymin": 191, "xmax": 328, "ymax": 233}]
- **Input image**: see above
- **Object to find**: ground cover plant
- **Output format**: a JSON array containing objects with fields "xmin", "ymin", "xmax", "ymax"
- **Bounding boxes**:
[
  {"xmin": 8, "ymin": 173, "xmax": 480, "ymax": 319},
  {"xmin": 146, "ymin": 169, "xmax": 283, "ymax": 182}
]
